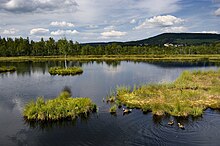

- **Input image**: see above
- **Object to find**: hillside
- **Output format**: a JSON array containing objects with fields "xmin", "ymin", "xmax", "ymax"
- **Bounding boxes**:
[{"xmin": 84, "ymin": 33, "xmax": 220, "ymax": 46}]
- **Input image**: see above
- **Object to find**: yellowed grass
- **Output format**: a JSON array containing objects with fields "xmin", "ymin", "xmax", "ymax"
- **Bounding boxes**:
[{"xmin": 114, "ymin": 70, "xmax": 220, "ymax": 117}]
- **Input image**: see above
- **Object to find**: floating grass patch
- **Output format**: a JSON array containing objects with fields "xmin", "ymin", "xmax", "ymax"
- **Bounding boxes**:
[
  {"xmin": 49, "ymin": 67, "xmax": 83, "ymax": 76},
  {"xmin": 111, "ymin": 70, "xmax": 220, "ymax": 117},
  {"xmin": 23, "ymin": 91, "xmax": 97, "ymax": 121},
  {"xmin": 0, "ymin": 66, "xmax": 16, "ymax": 73}
]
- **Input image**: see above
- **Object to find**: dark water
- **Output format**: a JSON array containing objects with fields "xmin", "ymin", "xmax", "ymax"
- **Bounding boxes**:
[{"xmin": 0, "ymin": 61, "xmax": 220, "ymax": 146}]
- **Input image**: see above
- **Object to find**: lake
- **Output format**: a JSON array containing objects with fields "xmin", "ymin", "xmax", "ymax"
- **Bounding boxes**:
[{"xmin": 0, "ymin": 60, "xmax": 220, "ymax": 146}]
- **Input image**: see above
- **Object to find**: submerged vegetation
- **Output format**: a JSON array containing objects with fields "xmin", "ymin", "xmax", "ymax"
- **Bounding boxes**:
[
  {"xmin": 0, "ymin": 66, "xmax": 16, "ymax": 73},
  {"xmin": 23, "ymin": 91, "xmax": 97, "ymax": 121},
  {"xmin": 112, "ymin": 70, "xmax": 220, "ymax": 117},
  {"xmin": 49, "ymin": 67, "xmax": 83, "ymax": 75}
]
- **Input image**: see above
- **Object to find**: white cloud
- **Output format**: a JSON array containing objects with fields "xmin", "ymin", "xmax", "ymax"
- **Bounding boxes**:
[
  {"xmin": 104, "ymin": 25, "xmax": 115, "ymax": 30},
  {"xmin": 30, "ymin": 28, "xmax": 49, "ymax": 35},
  {"xmin": 195, "ymin": 31, "xmax": 218, "ymax": 34},
  {"xmin": 162, "ymin": 26, "xmax": 187, "ymax": 33},
  {"xmin": 130, "ymin": 19, "xmax": 136, "ymax": 24},
  {"xmin": 0, "ymin": 0, "xmax": 78, "ymax": 13},
  {"xmin": 2, "ymin": 28, "xmax": 18, "ymax": 35},
  {"xmin": 215, "ymin": 8, "xmax": 220, "ymax": 16},
  {"xmin": 101, "ymin": 30, "xmax": 126, "ymax": 38},
  {"xmin": 73, "ymin": 0, "xmax": 180, "ymax": 24},
  {"xmin": 50, "ymin": 21, "xmax": 75, "ymax": 27},
  {"xmin": 51, "ymin": 30, "xmax": 79, "ymax": 36},
  {"xmin": 135, "ymin": 15, "xmax": 184, "ymax": 30}
]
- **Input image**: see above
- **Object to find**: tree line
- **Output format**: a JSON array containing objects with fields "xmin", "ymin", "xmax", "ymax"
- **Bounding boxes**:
[{"xmin": 0, "ymin": 37, "xmax": 220, "ymax": 56}]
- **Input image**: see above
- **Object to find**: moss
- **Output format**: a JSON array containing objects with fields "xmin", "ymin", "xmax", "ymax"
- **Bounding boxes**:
[
  {"xmin": 112, "ymin": 70, "xmax": 220, "ymax": 117},
  {"xmin": 0, "ymin": 66, "xmax": 16, "ymax": 73},
  {"xmin": 23, "ymin": 91, "xmax": 97, "ymax": 121},
  {"xmin": 49, "ymin": 67, "xmax": 83, "ymax": 76}
]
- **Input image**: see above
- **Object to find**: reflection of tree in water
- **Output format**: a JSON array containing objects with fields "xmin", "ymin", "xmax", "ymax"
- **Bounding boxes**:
[
  {"xmin": 0, "ymin": 61, "xmax": 87, "ymax": 76},
  {"xmin": 146, "ymin": 61, "xmax": 219, "ymax": 68},
  {"xmin": 105, "ymin": 61, "xmax": 121, "ymax": 68},
  {"xmin": 0, "ymin": 61, "xmax": 48, "ymax": 76}
]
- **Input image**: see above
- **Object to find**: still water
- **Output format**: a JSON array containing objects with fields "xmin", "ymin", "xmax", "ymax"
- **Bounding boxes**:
[{"xmin": 0, "ymin": 61, "xmax": 220, "ymax": 146}]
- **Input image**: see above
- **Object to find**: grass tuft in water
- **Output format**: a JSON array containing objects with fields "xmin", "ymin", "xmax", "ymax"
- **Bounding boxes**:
[
  {"xmin": 0, "ymin": 66, "xmax": 16, "ymax": 73},
  {"xmin": 110, "ymin": 70, "xmax": 220, "ymax": 117},
  {"xmin": 109, "ymin": 105, "xmax": 117, "ymax": 114},
  {"xmin": 23, "ymin": 91, "xmax": 97, "ymax": 121},
  {"xmin": 49, "ymin": 67, "xmax": 83, "ymax": 76}
]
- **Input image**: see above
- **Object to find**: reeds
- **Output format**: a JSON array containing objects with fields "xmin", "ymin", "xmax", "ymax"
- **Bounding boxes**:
[
  {"xmin": 49, "ymin": 67, "xmax": 83, "ymax": 76},
  {"xmin": 23, "ymin": 91, "xmax": 97, "ymax": 121},
  {"xmin": 0, "ymin": 66, "xmax": 16, "ymax": 73},
  {"xmin": 112, "ymin": 70, "xmax": 220, "ymax": 117}
]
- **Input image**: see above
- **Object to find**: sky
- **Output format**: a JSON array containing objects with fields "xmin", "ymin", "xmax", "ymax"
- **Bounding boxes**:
[{"xmin": 0, "ymin": 0, "xmax": 220, "ymax": 43}]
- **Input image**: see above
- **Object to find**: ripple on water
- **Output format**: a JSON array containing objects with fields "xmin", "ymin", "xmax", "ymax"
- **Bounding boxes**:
[{"xmin": 109, "ymin": 108, "xmax": 220, "ymax": 146}]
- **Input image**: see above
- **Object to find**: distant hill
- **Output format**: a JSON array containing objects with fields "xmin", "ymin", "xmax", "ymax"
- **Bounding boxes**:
[{"xmin": 84, "ymin": 33, "xmax": 220, "ymax": 46}]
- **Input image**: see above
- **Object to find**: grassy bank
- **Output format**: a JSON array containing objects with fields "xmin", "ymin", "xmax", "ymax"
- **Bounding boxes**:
[
  {"xmin": 0, "ymin": 66, "xmax": 16, "ymax": 73},
  {"xmin": 23, "ymin": 91, "xmax": 97, "ymax": 121},
  {"xmin": 0, "ymin": 55, "xmax": 220, "ymax": 62},
  {"xmin": 49, "ymin": 67, "xmax": 83, "ymax": 76},
  {"xmin": 112, "ymin": 70, "xmax": 220, "ymax": 117}
]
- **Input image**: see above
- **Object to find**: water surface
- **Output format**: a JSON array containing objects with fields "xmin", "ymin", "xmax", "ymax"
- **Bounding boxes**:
[{"xmin": 0, "ymin": 61, "xmax": 220, "ymax": 146}]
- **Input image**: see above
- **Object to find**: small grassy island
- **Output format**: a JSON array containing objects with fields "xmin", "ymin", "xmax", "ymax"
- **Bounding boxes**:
[
  {"xmin": 49, "ymin": 67, "xmax": 83, "ymax": 76},
  {"xmin": 112, "ymin": 70, "xmax": 220, "ymax": 117},
  {"xmin": 23, "ymin": 91, "xmax": 97, "ymax": 121},
  {"xmin": 0, "ymin": 66, "xmax": 16, "ymax": 73}
]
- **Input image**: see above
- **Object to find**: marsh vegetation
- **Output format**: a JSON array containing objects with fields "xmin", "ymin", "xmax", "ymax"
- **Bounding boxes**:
[
  {"xmin": 111, "ymin": 70, "xmax": 220, "ymax": 117},
  {"xmin": 0, "ymin": 66, "xmax": 16, "ymax": 73},
  {"xmin": 23, "ymin": 91, "xmax": 97, "ymax": 121},
  {"xmin": 49, "ymin": 67, "xmax": 83, "ymax": 76},
  {"xmin": 109, "ymin": 105, "xmax": 117, "ymax": 114}
]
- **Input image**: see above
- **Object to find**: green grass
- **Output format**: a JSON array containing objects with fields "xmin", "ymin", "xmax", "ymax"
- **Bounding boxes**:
[
  {"xmin": 49, "ymin": 67, "xmax": 83, "ymax": 76},
  {"xmin": 1, "ymin": 55, "xmax": 220, "ymax": 63},
  {"xmin": 23, "ymin": 91, "xmax": 97, "ymax": 121},
  {"xmin": 111, "ymin": 70, "xmax": 220, "ymax": 117},
  {"xmin": 0, "ymin": 66, "xmax": 16, "ymax": 73},
  {"xmin": 109, "ymin": 105, "xmax": 117, "ymax": 114}
]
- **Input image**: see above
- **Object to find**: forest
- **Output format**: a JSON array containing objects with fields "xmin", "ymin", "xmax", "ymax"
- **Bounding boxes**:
[{"xmin": 0, "ymin": 37, "xmax": 220, "ymax": 56}]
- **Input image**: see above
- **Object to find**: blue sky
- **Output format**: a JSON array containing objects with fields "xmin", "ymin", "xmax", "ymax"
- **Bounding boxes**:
[{"xmin": 0, "ymin": 0, "xmax": 220, "ymax": 43}]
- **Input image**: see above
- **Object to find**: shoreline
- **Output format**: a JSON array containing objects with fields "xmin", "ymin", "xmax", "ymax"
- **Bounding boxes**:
[{"xmin": 0, "ymin": 55, "xmax": 220, "ymax": 62}]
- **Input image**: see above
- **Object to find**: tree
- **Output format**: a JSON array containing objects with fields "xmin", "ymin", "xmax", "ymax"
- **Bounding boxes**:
[{"xmin": 57, "ymin": 38, "xmax": 69, "ymax": 68}]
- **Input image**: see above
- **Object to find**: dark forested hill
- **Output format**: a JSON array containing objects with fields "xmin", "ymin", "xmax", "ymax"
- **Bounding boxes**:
[{"xmin": 85, "ymin": 33, "xmax": 220, "ymax": 46}]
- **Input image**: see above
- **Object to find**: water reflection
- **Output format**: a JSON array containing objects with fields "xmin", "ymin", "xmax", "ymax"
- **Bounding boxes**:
[{"xmin": 24, "ymin": 118, "xmax": 78, "ymax": 131}]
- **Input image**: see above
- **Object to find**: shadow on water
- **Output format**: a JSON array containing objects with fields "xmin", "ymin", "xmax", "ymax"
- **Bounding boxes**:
[{"xmin": 23, "ymin": 113, "xmax": 96, "ymax": 131}]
